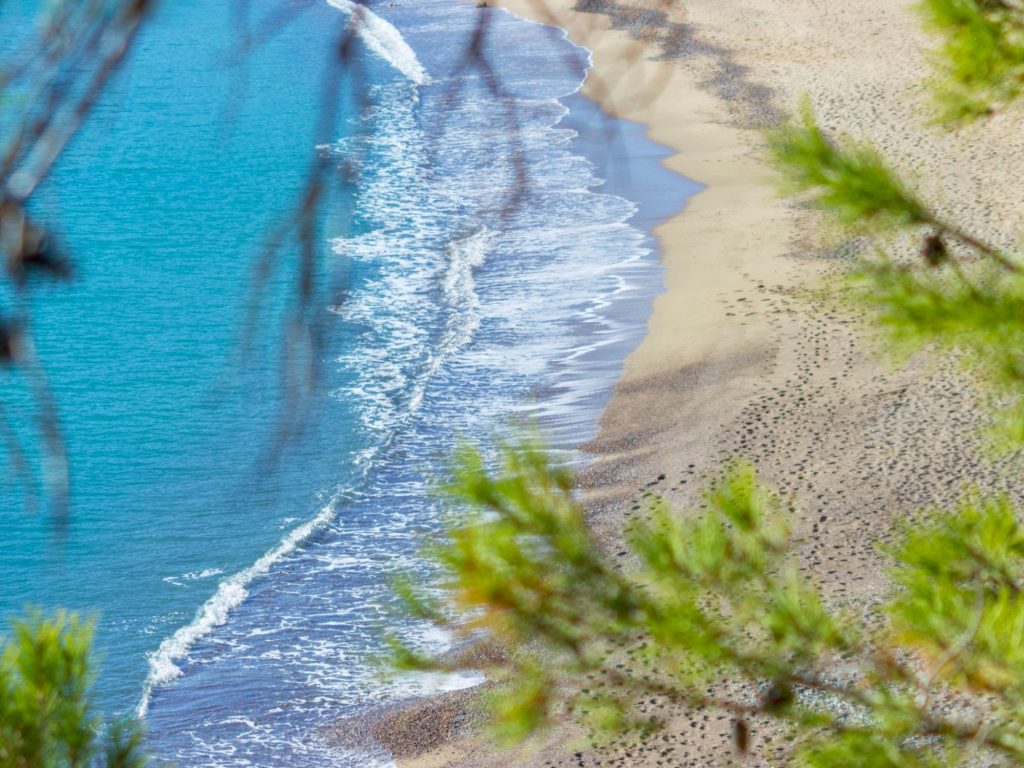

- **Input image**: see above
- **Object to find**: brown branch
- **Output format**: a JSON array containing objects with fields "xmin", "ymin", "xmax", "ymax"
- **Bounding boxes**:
[{"xmin": 932, "ymin": 215, "xmax": 1021, "ymax": 274}]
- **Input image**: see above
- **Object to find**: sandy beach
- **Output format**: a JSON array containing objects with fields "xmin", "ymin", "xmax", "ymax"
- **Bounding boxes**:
[{"xmin": 365, "ymin": 0, "xmax": 1024, "ymax": 765}]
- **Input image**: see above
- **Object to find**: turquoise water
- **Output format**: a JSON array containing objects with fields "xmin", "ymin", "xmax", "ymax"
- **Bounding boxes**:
[
  {"xmin": 0, "ymin": 1, "xmax": 695, "ymax": 764},
  {"xmin": 3, "ymin": 0, "xmax": 372, "ymax": 716}
]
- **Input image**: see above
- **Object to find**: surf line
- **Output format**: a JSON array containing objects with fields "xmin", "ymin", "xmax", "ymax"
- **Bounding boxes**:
[{"xmin": 325, "ymin": 0, "xmax": 430, "ymax": 86}]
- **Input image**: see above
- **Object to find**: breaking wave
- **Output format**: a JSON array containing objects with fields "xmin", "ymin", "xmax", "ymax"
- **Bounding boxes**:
[{"xmin": 326, "ymin": 0, "xmax": 430, "ymax": 85}]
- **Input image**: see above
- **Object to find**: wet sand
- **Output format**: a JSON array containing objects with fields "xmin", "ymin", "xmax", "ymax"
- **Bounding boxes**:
[{"xmin": 355, "ymin": 0, "xmax": 1024, "ymax": 764}]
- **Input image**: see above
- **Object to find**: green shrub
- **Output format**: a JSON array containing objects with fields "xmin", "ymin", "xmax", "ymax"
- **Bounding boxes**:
[{"xmin": 0, "ymin": 613, "xmax": 146, "ymax": 768}]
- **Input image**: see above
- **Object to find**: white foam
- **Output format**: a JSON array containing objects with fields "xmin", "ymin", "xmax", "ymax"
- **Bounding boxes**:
[
  {"xmin": 398, "ymin": 669, "xmax": 485, "ymax": 697},
  {"xmin": 439, "ymin": 226, "xmax": 490, "ymax": 353},
  {"xmin": 162, "ymin": 567, "xmax": 226, "ymax": 588},
  {"xmin": 487, "ymin": 4, "xmax": 594, "ymax": 98},
  {"xmin": 137, "ymin": 502, "xmax": 339, "ymax": 717},
  {"xmin": 325, "ymin": 0, "xmax": 430, "ymax": 86}
]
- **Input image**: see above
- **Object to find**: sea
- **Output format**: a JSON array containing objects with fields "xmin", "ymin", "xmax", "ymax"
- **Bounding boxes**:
[{"xmin": 0, "ymin": 0, "xmax": 697, "ymax": 765}]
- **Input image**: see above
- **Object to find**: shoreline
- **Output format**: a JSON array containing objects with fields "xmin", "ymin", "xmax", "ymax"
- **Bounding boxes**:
[
  {"xmin": 376, "ymin": 0, "xmax": 799, "ymax": 763},
  {"xmin": 527, "ymin": 88, "xmax": 699, "ymax": 451},
  {"xmin": 368, "ymin": 0, "xmax": 1024, "ymax": 765}
]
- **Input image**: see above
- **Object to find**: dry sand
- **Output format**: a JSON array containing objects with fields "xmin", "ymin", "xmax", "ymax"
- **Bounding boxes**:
[{"xmin": 355, "ymin": 0, "xmax": 1024, "ymax": 765}]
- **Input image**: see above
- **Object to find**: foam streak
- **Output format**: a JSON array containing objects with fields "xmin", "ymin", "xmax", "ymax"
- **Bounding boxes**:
[
  {"xmin": 325, "ymin": 0, "xmax": 430, "ymax": 85},
  {"xmin": 136, "ymin": 502, "xmax": 339, "ymax": 717}
]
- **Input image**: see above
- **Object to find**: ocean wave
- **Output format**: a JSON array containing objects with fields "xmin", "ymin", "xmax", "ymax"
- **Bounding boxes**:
[
  {"xmin": 137, "ymin": 501, "xmax": 341, "ymax": 717},
  {"xmin": 329, "ymin": 224, "xmax": 492, "ymax": 439},
  {"xmin": 139, "ymin": 217, "xmax": 493, "ymax": 726},
  {"xmin": 325, "ymin": 0, "xmax": 430, "ymax": 86},
  {"xmin": 416, "ymin": 225, "xmax": 492, "ymax": 407}
]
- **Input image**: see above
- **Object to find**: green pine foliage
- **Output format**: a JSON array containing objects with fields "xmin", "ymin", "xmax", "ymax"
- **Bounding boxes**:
[
  {"xmin": 770, "ymin": 98, "xmax": 1024, "ymax": 446},
  {"xmin": 769, "ymin": 101, "xmax": 927, "ymax": 230},
  {"xmin": 394, "ymin": 443, "xmax": 1024, "ymax": 765},
  {"xmin": 919, "ymin": 0, "xmax": 1024, "ymax": 123},
  {"xmin": 769, "ymin": 2, "xmax": 1024, "ymax": 448},
  {"xmin": 850, "ymin": 256, "xmax": 1024, "ymax": 447},
  {"xmin": 0, "ymin": 613, "xmax": 147, "ymax": 768}
]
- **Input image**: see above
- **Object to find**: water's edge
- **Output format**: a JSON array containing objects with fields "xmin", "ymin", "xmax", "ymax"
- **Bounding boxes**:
[
  {"xmin": 317, "ymin": 5, "xmax": 700, "ymax": 764},
  {"xmin": 132, "ymin": 2, "xmax": 700, "ymax": 764}
]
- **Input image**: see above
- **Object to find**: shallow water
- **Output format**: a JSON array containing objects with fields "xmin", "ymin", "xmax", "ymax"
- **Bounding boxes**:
[{"xmin": 0, "ymin": 1, "xmax": 695, "ymax": 764}]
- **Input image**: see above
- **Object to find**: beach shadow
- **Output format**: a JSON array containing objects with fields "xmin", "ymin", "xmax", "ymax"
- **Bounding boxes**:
[{"xmin": 573, "ymin": 0, "xmax": 782, "ymax": 128}]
